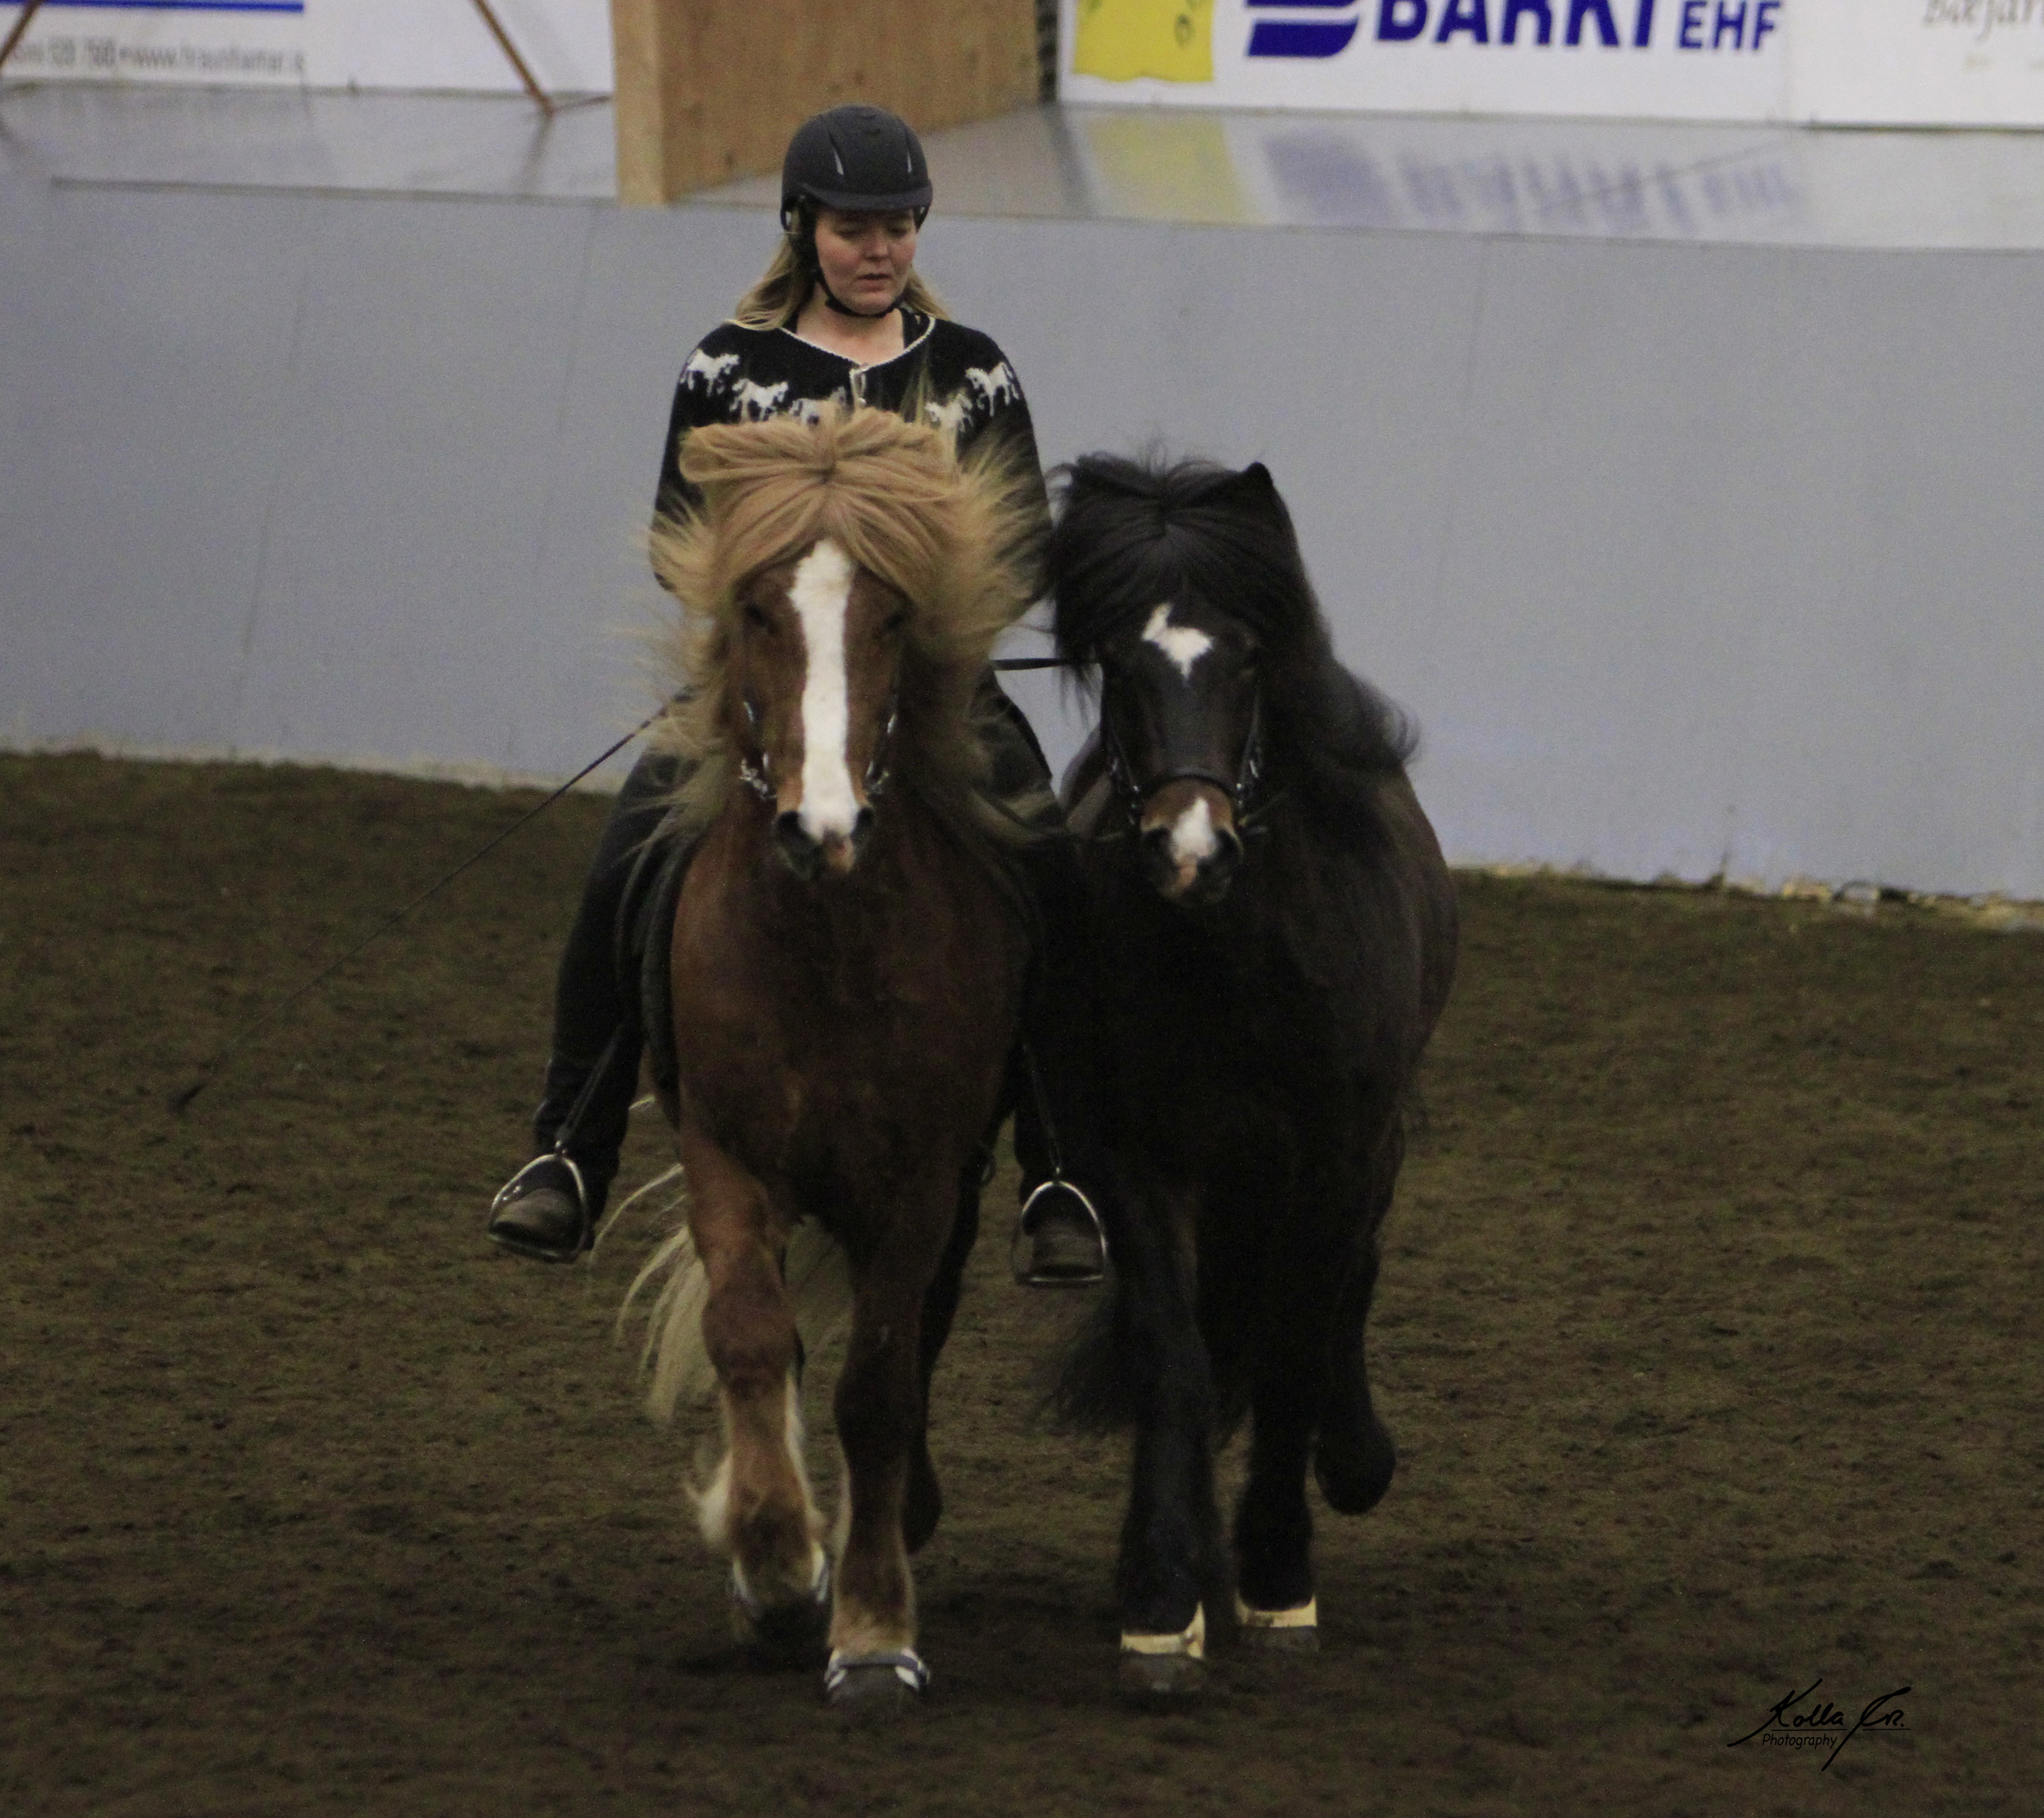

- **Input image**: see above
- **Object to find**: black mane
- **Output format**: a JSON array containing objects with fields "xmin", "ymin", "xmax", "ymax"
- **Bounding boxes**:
[{"xmin": 1048, "ymin": 452, "xmax": 1415, "ymax": 841}]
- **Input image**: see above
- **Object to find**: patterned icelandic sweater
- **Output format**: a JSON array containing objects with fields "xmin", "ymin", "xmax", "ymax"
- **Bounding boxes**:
[{"xmin": 651, "ymin": 310, "xmax": 1045, "ymax": 526}]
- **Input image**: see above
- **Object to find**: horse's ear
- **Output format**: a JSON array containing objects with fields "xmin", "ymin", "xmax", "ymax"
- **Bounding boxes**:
[{"xmin": 1221, "ymin": 462, "xmax": 1284, "ymax": 521}]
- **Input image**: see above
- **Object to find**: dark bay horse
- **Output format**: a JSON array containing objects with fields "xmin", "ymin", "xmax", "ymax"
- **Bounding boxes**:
[
  {"xmin": 627, "ymin": 408, "xmax": 1038, "ymax": 1715},
  {"xmin": 1048, "ymin": 454, "xmax": 1458, "ymax": 1698}
]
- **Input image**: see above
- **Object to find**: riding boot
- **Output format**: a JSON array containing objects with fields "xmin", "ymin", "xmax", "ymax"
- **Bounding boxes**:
[
  {"xmin": 486, "ymin": 1036, "xmax": 639, "ymax": 1261},
  {"xmin": 983, "ymin": 685, "xmax": 1112, "ymax": 1287},
  {"xmin": 1010, "ymin": 1019, "xmax": 1111, "ymax": 1287}
]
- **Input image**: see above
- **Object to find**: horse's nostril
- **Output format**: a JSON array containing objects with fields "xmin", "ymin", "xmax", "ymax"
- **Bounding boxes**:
[
  {"xmin": 851, "ymin": 806, "xmax": 875, "ymax": 847},
  {"xmin": 774, "ymin": 811, "xmax": 821, "ymax": 877}
]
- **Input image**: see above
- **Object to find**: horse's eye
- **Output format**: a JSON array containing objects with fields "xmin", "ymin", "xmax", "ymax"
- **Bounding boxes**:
[
  {"xmin": 883, "ymin": 609, "xmax": 908, "ymax": 637},
  {"xmin": 743, "ymin": 603, "xmax": 772, "ymax": 632}
]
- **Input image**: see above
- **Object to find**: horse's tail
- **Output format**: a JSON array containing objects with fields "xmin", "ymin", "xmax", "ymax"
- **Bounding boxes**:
[
  {"xmin": 619, "ymin": 1169, "xmax": 854, "ymax": 1423},
  {"xmin": 1047, "ymin": 1283, "xmax": 1140, "ymax": 1433},
  {"xmin": 1049, "ymin": 1268, "xmax": 1250, "ymax": 1440}
]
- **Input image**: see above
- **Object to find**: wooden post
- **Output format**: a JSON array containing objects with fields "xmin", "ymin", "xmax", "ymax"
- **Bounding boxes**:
[{"xmin": 609, "ymin": 0, "xmax": 1038, "ymax": 207}]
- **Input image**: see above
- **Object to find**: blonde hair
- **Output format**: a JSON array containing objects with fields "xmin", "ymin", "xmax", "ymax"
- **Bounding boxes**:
[
  {"xmin": 648, "ymin": 405, "xmax": 1044, "ymax": 848},
  {"xmin": 731, "ymin": 230, "xmax": 949, "ymax": 331}
]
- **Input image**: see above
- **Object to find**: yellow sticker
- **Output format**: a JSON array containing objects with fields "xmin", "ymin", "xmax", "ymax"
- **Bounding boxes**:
[{"xmin": 1073, "ymin": 0, "xmax": 1215, "ymax": 85}]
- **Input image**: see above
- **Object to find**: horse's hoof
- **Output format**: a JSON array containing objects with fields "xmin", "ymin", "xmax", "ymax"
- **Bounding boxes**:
[
  {"xmin": 733, "ymin": 1553, "xmax": 831, "ymax": 1660},
  {"xmin": 824, "ymin": 1649, "xmax": 928, "ymax": 1722},
  {"xmin": 1117, "ymin": 1649, "xmax": 1208, "ymax": 1703},
  {"xmin": 1118, "ymin": 1604, "xmax": 1207, "ymax": 1704},
  {"xmin": 1234, "ymin": 1593, "xmax": 1320, "ymax": 1653}
]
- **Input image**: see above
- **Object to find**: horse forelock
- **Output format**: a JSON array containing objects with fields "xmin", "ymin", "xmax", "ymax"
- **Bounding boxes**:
[
  {"xmin": 646, "ymin": 406, "xmax": 1038, "ymax": 844},
  {"xmin": 1050, "ymin": 451, "xmax": 1417, "ymax": 826},
  {"xmin": 1049, "ymin": 455, "xmax": 1318, "ymax": 665}
]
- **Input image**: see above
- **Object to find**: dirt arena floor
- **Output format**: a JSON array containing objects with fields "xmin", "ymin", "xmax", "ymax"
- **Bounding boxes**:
[{"xmin": 2, "ymin": 752, "xmax": 2039, "ymax": 1816}]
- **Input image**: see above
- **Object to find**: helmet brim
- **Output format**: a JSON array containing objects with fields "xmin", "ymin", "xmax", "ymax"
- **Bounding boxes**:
[{"xmin": 796, "ymin": 182, "xmax": 933, "ymax": 217}]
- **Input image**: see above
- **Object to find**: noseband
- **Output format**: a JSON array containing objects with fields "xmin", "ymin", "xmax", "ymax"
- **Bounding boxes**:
[{"xmin": 1101, "ymin": 682, "xmax": 1278, "ymax": 838}]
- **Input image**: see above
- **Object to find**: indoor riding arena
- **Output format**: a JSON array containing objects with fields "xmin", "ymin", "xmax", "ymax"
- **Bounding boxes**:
[{"xmin": 3, "ymin": 5, "xmax": 2040, "ymax": 1814}]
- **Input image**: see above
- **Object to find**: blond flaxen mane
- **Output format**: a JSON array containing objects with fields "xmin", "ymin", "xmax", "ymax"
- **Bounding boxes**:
[{"xmin": 647, "ymin": 405, "xmax": 1046, "ymax": 846}]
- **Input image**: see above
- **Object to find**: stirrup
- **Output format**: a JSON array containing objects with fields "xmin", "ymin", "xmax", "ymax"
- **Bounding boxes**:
[
  {"xmin": 1010, "ymin": 1174, "xmax": 1108, "ymax": 1287},
  {"xmin": 486, "ymin": 1149, "xmax": 591, "ymax": 1257},
  {"xmin": 490, "ymin": 1148, "xmax": 588, "ymax": 1217}
]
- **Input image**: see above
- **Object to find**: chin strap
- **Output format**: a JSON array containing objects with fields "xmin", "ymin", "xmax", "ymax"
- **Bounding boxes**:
[{"xmin": 817, "ymin": 278, "xmax": 899, "ymax": 320}]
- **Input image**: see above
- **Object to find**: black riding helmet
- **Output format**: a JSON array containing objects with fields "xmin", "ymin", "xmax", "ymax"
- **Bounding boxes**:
[{"xmin": 779, "ymin": 104, "xmax": 932, "ymax": 229}]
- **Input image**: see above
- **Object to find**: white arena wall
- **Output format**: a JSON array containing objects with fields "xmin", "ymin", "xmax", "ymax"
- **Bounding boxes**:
[{"xmin": 4, "ymin": 169, "xmax": 2042, "ymax": 900}]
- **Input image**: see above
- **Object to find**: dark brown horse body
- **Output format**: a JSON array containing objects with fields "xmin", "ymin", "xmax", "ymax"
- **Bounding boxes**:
[
  {"xmin": 1050, "ymin": 455, "xmax": 1458, "ymax": 1698},
  {"xmin": 633, "ymin": 409, "xmax": 1034, "ymax": 1714}
]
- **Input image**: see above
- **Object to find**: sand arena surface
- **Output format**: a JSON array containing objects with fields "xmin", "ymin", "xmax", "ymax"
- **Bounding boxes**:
[{"xmin": 2, "ymin": 753, "xmax": 2038, "ymax": 1815}]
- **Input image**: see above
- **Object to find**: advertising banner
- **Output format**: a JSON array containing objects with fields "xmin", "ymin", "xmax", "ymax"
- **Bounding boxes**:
[
  {"xmin": 2, "ymin": 2, "xmax": 310, "ymax": 87},
  {"xmin": 1064, "ymin": 0, "xmax": 1793, "ymax": 120},
  {"xmin": 1063, "ymin": 0, "xmax": 2044, "ymax": 125},
  {"xmin": 0, "ymin": 0, "xmax": 611, "ymax": 94},
  {"xmin": 1798, "ymin": 2, "xmax": 2044, "ymax": 126}
]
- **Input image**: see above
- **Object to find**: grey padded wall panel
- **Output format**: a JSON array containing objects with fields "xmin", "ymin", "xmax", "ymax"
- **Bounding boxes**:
[
  {"xmin": 2, "ymin": 187, "xmax": 323, "ymax": 753},
  {"xmin": 232, "ymin": 201, "xmax": 603, "ymax": 769},
  {"xmin": 3, "ymin": 179, "xmax": 2040, "ymax": 897},
  {"xmin": 1432, "ymin": 240, "xmax": 2044, "ymax": 896},
  {"xmin": 524, "ymin": 208, "xmax": 786, "ymax": 754}
]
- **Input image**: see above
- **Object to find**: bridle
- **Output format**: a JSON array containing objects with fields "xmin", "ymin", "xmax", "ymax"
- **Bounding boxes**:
[
  {"xmin": 1098, "ymin": 673, "xmax": 1281, "ymax": 840},
  {"xmin": 736, "ymin": 691, "xmax": 900, "ymax": 804}
]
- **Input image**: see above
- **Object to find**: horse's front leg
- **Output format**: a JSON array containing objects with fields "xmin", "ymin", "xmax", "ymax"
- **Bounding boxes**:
[
  {"xmin": 1313, "ymin": 1132, "xmax": 1403, "ymax": 1518},
  {"xmin": 1112, "ymin": 1175, "xmax": 1224, "ymax": 1702},
  {"xmin": 1235, "ymin": 1150, "xmax": 1402, "ymax": 1656},
  {"xmin": 1232, "ymin": 1229, "xmax": 1342, "ymax": 1653},
  {"xmin": 824, "ymin": 1170, "xmax": 954, "ymax": 1718},
  {"xmin": 680, "ymin": 1121, "xmax": 829, "ymax": 1648},
  {"xmin": 900, "ymin": 1141, "xmax": 987, "ymax": 1555}
]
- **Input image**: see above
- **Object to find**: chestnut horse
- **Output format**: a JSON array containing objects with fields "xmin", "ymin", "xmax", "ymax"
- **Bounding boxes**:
[
  {"xmin": 1047, "ymin": 455, "xmax": 1458, "ymax": 1699},
  {"xmin": 628, "ymin": 408, "xmax": 1038, "ymax": 1715}
]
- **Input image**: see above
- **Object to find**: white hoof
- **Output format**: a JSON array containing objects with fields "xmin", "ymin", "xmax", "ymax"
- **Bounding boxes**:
[
  {"xmin": 1234, "ymin": 1592, "xmax": 1319, "ymax": 1652},
  {"xmin": 1119, "ymin": 1604, "xmax": 1208, "ymax": 1701}
]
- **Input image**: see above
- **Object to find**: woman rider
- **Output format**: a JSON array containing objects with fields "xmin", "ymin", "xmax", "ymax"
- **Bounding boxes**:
[{"xmin": 485, "ymin": 103, "xmax": 1108, "ymax": 1285}]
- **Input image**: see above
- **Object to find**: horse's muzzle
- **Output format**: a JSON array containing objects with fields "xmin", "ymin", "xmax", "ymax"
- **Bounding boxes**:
[
  {"xmin": 775, "ymin": 805, "xmax": 874, "ymax": 880},
  {"xmin": 1139, "ymin": 782, "xmax": 1243, "ymax": 905}
]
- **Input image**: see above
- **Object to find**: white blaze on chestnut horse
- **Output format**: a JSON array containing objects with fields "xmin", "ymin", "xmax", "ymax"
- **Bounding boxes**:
[{"xmin": 622, "ymin": 407, "xmax": 1040, "ymax": 1716}]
